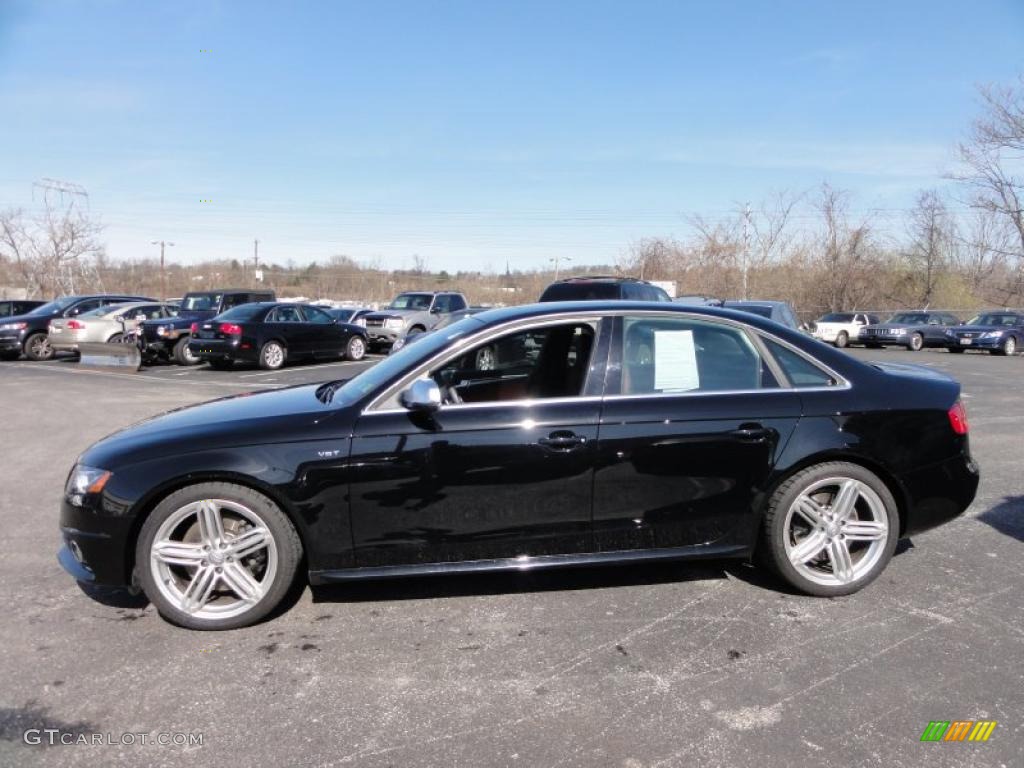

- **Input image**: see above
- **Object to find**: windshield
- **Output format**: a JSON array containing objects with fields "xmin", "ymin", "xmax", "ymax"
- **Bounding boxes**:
[
  {"xmin": 388, "ymin": 293, "xmax": 433, "ymax": 310},
  {"xmin": 820, "ymin": 313, "xmax": 855, "ymax": 322},
  {"xmin": 967, "ymin": 313, "xmax": 1019, "ymax": 326},
  {"xmin": 540, "ymin": 282, "xmax": 619, "ymax": 301},
  {"xmin": 888, "ymin": 313, "xmax": 929, "ymax": 325},
  {"xmin": 181, "ymin": 293, "xmax": 223, "ymax": 311},
  {"xmin": 327, "ymin": 316, "xmax": 485, "ymax": 407},
  {"xmin": 217, "ymin": 304, "xmax": 265, "ymax": 321},
  {"xmin": 81, "ymin": 306, "xmax": 115, "ymax": 318},
  {"xmin": 727, "ymin": 304, "xmax": 773, "ymax": 318},
  {"xmin": 27, "ymin": 297, "xmax": 77, "ymax": 315}
]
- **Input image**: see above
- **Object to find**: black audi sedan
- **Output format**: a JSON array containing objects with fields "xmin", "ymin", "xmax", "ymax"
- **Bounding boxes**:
[
  {"xmin": 186, "ymin": 302, "xmax": 369, "ymax": 370},
  {"xmin": 59, "ymin": 302, "xmax": 979, "ymax": 629}
]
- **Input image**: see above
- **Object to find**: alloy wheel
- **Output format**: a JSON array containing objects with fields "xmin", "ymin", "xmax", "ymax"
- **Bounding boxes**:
[
  {"xmin": 149, "ymin": 499, "xmax": 278, "ymax": 620},
  {"xmin": 783, "ymin": 477, "xmax": 889, "ymax": 587},
  {"xmin": 29, "ymin": 334, "xmax": 53, "ymax": 360},
  {"xmin": 262, "ymin": 343, "xmax": 284, "ymax": 369},
  {"xmin": 347, "ymin": 336, "xmax": 365, "ymax": 360},
  {"xmin": 475, "ymin": 345, "xmax": 496, "ymax": 370}
]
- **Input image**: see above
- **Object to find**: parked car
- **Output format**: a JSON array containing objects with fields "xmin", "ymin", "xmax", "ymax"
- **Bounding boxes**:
[
  {"xmin": 0, "ymin": 294, "xmax": 153, "ymax": 361},
  {"xmin": 59, "ymin": 301, "xmax": 978, "ymax": 629},
  {"xmin": 943, "ymin": 310, "xmax": 1024, "ymax": 355},
  {"xmin": 363, "ymin": 291, "xmax": 468, "ymax": 350},
  {"xmin": 49, "ymin": 301, "xmax": 179, "ymax": 353},
  {"xmin": 389, "ymin": 307, "xmax": 489, "ymax": 354},
  {"xmin": 139, "ymin": 289, "xmax": 275, "ymax": 365},
  {"xmin": 858, "ymin": 311, "xmax": 961, "ymax": 351},
  {"xmin": 539, "ymin": 276, "xmax": 672, "ymax": 302},
  {"xmin": 810, "ymin": 312, "xmax": 882, "ymax": 348},
  {"xmin": 722, "ymin": 300, "xmax": 802, "ymax": 330},
  {"xmin": 327, "ymin": 307, "xmax": 373, "ymax": 326},
  {"xmin": 187, "ymin": 302, "xmax": 368, "ymax": 370},
  {"xmin": 0, "ymin": 299, "xmax": 45, "ymax": 318}
]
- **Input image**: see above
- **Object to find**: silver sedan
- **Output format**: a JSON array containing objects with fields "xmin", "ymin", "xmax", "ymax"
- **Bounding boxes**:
[{"xmin": 50, "ymin": 301, "xmax": 178, "ymax": 351}]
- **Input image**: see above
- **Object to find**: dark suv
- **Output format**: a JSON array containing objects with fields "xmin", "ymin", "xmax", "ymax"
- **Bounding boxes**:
[
  {"xmin": 0, "ymin": 294, "xmax": 153, "ymax": 361},
  {"xmin": 539, "ymin": 276, "xmax": 672, "ymax": 302},
  {"xmin": 943, "ymin": 310, "xmax": 1024, "ymax": 355},
  {"xmin": 139, "ymin": 289, "xmax": 275, "ymax": 365},
  {"xmin": 0, "ymin": 299, "xmax": 45, "ymax": 318},
  {"xmin": 858, "ymin": 311, "xmax": 961, "ymax": 351}
]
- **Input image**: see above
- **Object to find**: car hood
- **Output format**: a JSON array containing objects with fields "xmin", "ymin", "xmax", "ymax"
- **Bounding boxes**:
[
  {"xmin": 952, "ymin": 325, "xmax": 1002, "ymax": 333},
  {"xmin": 0, "ymin": 310, "xmax": 58, "ymax": 326},
  {"xmin": 366, "ymin": 309, "xmax": 421, "ymax": 319},
  {"xmin": 80, "ymin": 384, "xmax": 349, "ymax": 470}
]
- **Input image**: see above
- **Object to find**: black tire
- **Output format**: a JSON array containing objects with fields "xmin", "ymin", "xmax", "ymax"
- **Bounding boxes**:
[
  {"xmin": 908, "ymin": 333, "xmax": 924, "ymax": 352},
  {"xmin": 135, "ymin": 482, "xmax": 303, "ymax": 630},
  {"xmin": 759, "ymin": 461, "xmax": 899, "ymax": 597},
  {"xmin": 207, "ymin": 358, "xmax": 234, "ymax": 370},
  {"xmin": 258, "ymin": 340, "xmax": 286, "ymax": 370},
  {"xmin": 173, "ymin": 336, "xmax": 201, "ymax": 366},
  {"xmin": 407, "ymin": 326, "xmax": 425, "ymax": 337},
  {"xmin": 345, "ymin": 335, "xmax": 366, "ymax": 361},
  {"xmin": 107, "ymin": 333, "xmax": 123, "ymax": 344},
  {"xmin": 24, "ymin": 332, "xmax": 54, "ymax": 361},
  {"xmin": 996, "ymin": 336, "xmax": 1017, "ymax": 356},
  {"xmin": 834, "ymin": 331, "xmax": 849, "ymax": 349}
]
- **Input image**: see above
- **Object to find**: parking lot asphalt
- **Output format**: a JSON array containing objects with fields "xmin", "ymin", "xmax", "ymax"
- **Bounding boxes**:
[{"xmin": 1, "ymin": 348, "xmax": 1021, "ymax": 767}]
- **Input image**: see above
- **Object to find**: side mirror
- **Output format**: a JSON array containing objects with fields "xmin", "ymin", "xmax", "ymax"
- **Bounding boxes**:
[{"xmin": 400, "ymin": 379, "xmax": 442, "ymax": 412}]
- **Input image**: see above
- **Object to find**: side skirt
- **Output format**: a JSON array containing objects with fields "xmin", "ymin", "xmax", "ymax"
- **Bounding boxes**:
[{"xmin": 308, "ymin": 543, "xmax": 749, "ymax": 585}]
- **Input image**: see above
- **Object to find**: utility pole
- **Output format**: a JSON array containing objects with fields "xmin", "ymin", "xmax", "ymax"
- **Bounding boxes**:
[
  {"xmin": 550, "ymin": 255, "xmax": 571, "ymax": 281},
  {"xmin": 151, "ymin": 240, "xmax": 175, "ymax": 300},
  {"xmin": 741, "ymin": 203, "xmax": 751, "ymax": 301},
  {"xmin": 254, "ymin": 239, "xmax": 259, "ymax": 271}
]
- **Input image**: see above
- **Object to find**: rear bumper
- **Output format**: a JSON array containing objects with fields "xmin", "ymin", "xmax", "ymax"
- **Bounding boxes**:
[
  {"xmin": 187, "ymin": 338, "xmax": 258, "ymax": 362},
  {"xmin": 899, "ymin": 450, "xmax": 980, "ymax": 536}
]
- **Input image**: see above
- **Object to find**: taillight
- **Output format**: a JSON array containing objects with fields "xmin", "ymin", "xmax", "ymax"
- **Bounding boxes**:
[
  {"xmin": 220, "ymin": 323, "xmax": 243, "ymax": 336},
  {"xmin": 66, "ymin": 319, "xmax": 86, "ymax": 330},
  {"xmin": 948, "ymin": 400, "xmax": 969, "ymax": 435},
  {"xmin": 190, "ymin": 322, "xmax": 199, "ymax": 334}
]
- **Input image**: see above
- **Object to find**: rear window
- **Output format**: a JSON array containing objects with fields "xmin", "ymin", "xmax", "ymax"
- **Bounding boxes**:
[
  {"xmin": 217, "ymin": 304, "xmax": 265, "ymax": 321},
  {"xmin": 181, "ymin": 293, "xmax": 223, "ymax": 311},
  {"xmin": 539, "ymin": 282, "xmax": 620, "ymax": 301},
  {"xmin": 726, "ymin": 304, "xmax": 773, "ymax": 319},
  {"xmin": 764, "ymin": 339, "xmax": 837, "ymax": 388}
]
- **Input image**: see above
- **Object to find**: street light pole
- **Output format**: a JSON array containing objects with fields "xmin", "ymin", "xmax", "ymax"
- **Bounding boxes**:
[
  {"xmin": 550, "ymin": 255, "xmax": 572, "ymax": 282},
  {"xmin": 151, "ymin": 240, "xmax": 175, "ymax": 300}
]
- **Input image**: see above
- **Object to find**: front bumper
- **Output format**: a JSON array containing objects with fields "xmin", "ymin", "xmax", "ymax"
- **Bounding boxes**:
[
  {"xmin": 366, "ymin": 327, "xmax": 401, "ymax": 344},
  {"xmin": 944, "ymin": 335, "xmax": 1002, "ymax": 350},
  {"xmin": 59, "ymin": 499, "xmax": 134, "ymax": 587},
  {"xmin": 859, "ymin": 334, "xmax": 910, "ymax": 346}
]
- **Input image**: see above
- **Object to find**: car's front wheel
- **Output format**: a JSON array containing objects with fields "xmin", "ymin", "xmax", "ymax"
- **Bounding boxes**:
[
  {"xmin": 996, "ymin": 336, "xmax": 1017, "ymax": 356},
  {"xmin": 761, "ymin": 462, "xmax": 898, "ymax": 596},
  {"xmin": 259, "ymin": 341, "xmax": 286, "ymax": 370},
  {"xmin": 908, "ymin": 333, "xmax": 924, "ymax": 351},
  {"xmin": 136, "ymin": 483, "xmax": 302, "ymax": 630},
  {"xmin": 834, "ymin": 331, "xmax": 849, "ymax": 349},
  {"xmin": 24, "ymin": 332, "xmax": 54, "ymax": 361},
  {"xmin": 173, "ymin": 337, "xmax": 200, "ymax": 366},
  {"xmin": 345, "ymin": 335, "xmax": 366, "ymax": 361}
]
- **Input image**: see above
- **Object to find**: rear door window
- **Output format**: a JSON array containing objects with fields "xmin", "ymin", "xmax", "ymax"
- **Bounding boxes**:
[{"xmin": 763, "ymin": 339, "xmax": 838, "ymax": 388}]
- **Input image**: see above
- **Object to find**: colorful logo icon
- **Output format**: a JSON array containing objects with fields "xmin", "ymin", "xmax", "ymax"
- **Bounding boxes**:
[{"xmin": 920, "ymin": 721, "xmax": 997, "ymax": 742}]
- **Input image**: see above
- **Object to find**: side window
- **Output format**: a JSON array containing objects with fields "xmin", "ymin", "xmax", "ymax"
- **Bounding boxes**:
[
  {"xmin": 763, "ymin": 339, "xmax": 837, "ymax": 388},
  {"xmin": 618, "ymin": 316, "xmax": 777, "ymax": 395},
  {"xmin": 268, "ymin": 306, "xmax": 301, "ymax": 323},
  {"xmin": 301, "ymin": 306, "xmax": 333, "ymax": 324},
  {"xmin": 68, "ymin": 299, "xmax": 101, "ymax": 316},
  {"xmin": 449, "ymin": 294, "xmax": 467, "ymax": 311},
  {"xmin": 621, "ymin": 283, "xmax": 641, "ymax": 300},
  {"xmin": 653, "ymin": 286, "xmax": 672, "ymax": 302},
  {"xmin": 133, "ymin": 305, "xmax": 163, "ymax": 319},
  {"xmin": 430, "ymin": 322, "xmax": 596, "ymax": 404},
  {"xmin": 433, "ymin": 295, "xmax": 451, "ymax": 313},
  {"xmin": 221, "ymin": 294, "xmax": 247, "ymax": 310}
]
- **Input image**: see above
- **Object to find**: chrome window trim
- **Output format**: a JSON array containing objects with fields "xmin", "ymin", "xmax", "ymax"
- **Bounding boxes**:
[{"xmin": 360, "ymin": 307, "xmax": 851, "ymax": 415}]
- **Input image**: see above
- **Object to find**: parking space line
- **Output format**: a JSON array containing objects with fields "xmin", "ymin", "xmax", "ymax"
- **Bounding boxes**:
[
  {"xmin": 2, "ymin": 362, "xmax": 277, "ymax": 389},
  {"xmin": 237, "ymin": 359, "xmax": 372, "ymax": 378}
]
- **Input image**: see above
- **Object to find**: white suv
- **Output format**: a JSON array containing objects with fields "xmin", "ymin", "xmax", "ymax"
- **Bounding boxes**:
[{"xmin": 811, "ymin": 312, "xmax": 880, "ymax": 348}]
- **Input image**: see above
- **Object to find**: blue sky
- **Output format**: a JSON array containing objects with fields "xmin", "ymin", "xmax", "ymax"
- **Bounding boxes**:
[{"xmin": 1, "ymin": 0, "xmax": 1022, "ymax": 272}]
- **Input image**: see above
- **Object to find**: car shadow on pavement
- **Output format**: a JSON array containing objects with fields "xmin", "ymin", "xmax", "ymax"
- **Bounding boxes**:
[
  {"xmin": 310, "ymin": 560, "xmax": 730, "ymax": 605},
  {"xmin": 979, "ymin": 496, "xmax": 1024, "ymax": 542}
]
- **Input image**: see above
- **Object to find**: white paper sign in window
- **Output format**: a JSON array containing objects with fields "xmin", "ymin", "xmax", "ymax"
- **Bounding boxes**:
[{"xmin": 653, "ymin": 330, "xmax": 700, "ymax": 392}]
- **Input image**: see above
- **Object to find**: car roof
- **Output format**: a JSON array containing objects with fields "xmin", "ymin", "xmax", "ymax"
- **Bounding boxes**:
[
  {"xmin": 549, "ymin": 275, "xmax": 651, "ymax": 284},
  {"xmin": 723, "ymin": 300, "xmax": 789, "ymax": 308}
]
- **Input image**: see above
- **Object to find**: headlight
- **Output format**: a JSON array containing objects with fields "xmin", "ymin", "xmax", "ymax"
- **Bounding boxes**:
[
  {"xmin": 983, "ymin": 331, "xmax": 1004, "ymax": 338},
  {"xmin": 385, "ymin": 318, "xmax": 405, "ymax": 329},
  {"xmin": 65, "ymin": 465, "xmax": 112, "ymax": 507},
  {"xmin": 0, "ymin": 322, "xmax": 27, "ymax": 331},
  {"xmin": 894, "ymin": 328, "xmax": 907, "ymax": 335},
  {"xmin": 155, "ymin": 325, "xmax": 167, "ymax": 336}
]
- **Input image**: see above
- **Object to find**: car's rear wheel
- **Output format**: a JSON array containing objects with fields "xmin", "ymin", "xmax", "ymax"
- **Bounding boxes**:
[
  {"xmin": 761, "ymin": 462, "xmax": 898, "ymax": 596},
  {"xmin": 173, "ymin": 337, "xmax": 200, "ymax": 366},
  {"xmin": 24, "ymin": 332, "xmax": 54, "ymax": 361},
  {"xmin": 136, "ymin": 483, "xmax": 302, "ymax": 630},
  {"xmin": 259, "ymin": 341, "xmax": 286, "ymax": 370},
  {"xmin": 345, "ymin": 335, "xmax": 366, "ymax": 361},
  {"xmin": 908, "ymin": 333, "xmax": 924, "ymax": 351},
  {"xmin": 835, "ymin": 331, "xmax": 849, "ymax": 349}
]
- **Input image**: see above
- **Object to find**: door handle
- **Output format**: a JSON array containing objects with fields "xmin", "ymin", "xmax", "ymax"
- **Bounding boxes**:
[
  {"xmin": 728, "ymin": 423, "xmax": 772, "ymax": 441},
  {"xmin": 538, "ymin": 431, "xmax": 587, "ymax": 451}
]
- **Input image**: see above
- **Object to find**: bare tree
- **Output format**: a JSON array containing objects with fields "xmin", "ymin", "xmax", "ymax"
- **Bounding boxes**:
[
  {"xmin": 813, "ymin": 184, "xmax": 874, "ymax": 312},
  {"xmin": 954, "ymin": 209, "xmax": 1011, "ymax": 299},
  {"xmin": 905, "ymin": 190, "xmax": 955, "ymax": 306},
  {"xmin": 955, "ymin": 78, "xmax": 1024, "ymax": 297}
]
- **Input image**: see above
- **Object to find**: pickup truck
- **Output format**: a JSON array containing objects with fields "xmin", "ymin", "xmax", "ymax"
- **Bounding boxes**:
[
  {"xmin": 139, "ymin": 289, "xmax": 275, "ymax": 364},
  {"xmin": 362, "ymin": 291, "xmax": 469, "ymax": 350}
]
